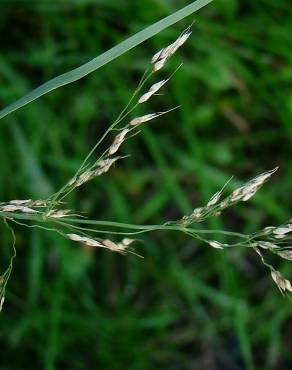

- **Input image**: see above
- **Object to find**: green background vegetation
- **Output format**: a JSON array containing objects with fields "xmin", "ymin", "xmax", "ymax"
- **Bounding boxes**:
[{"xmin": 0, "ymin": 0, "xmax": 291, "ymax": 369}]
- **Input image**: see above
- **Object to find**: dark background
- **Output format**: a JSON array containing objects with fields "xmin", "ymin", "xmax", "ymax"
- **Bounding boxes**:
[{"xmin": 0, "ymin": 1, "xmax": 292, "ymax": 369}]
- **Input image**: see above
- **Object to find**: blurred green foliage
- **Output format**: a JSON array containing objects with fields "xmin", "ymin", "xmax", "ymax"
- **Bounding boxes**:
[{"xmin": 0, "ymin": 0, "xmax": 292, "ymax": 369}]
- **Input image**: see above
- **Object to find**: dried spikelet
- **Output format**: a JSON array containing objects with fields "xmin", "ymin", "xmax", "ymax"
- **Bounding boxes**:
[
  {"xmin": 208, "ymin": 240, "xmax": 224, "ymax": 249},
  {"xmin": 130, "ymin": 107, "xmax": 178, "ymax": 127},
  {"xmin": 206, "ymin": 191, "xmax": 222, "ymax": 207},
  {"xmin": 138, "ymin": 79, "xmax": 168, "ymax": 103},
  {"xmin": 67, "ymin": 233, "xmax": 103, "ymax": 248},
  {"xmin": 1, "ymin": 199, "xmax": 50, "ymax": 207},
  {"xmin": 276, "ymin": 250, "xmax": 292, "ymax": 261},
  {"xmin": 206, "ymin": 174, "xmax": 234, "ymax": 207},
  {"xmin": 70, "ymin": 157, "xmax": 121, "ymax": 188},
  {"xmin": 74, "ymin": 170, "xmax": 95, "ymax": 187},
  {"xmin": 121, "ymin": 238, "xmax": 135, "ymax": 246},
  {"xmin": 273, "ymin": 226, "xmax": 292, "ymax": 236},
  {"xmin": 46, "ymin": 209, "xmax": 71, "ymax": 218},
  {"xmin": 130, "ymin": 113, "xmax": 160, "ymax": 126},
  {"xmin": 229, "ymin": 167, "xmax": 278, "ymax": 203},
  {"xmin": 93, "ymin": 156, "xmax": 121, "ymax": 176},
  {"xmin": 258, "ymin": 241, "xmax": 278, "ymax": 250},
  {"xmin": 109, "ymin": 129, "xmax": 130, "ymax": 155},
  {"xmin": 8, "ymin": 199, "xmax": 32, "ymax": 205},
  {"xmin": 179, "ymin": 207, "xmax": 204, "ymax": 226},
  {"xmin": 0, "ymin": 205, "xmax": 38, "ymax": 213},
  {"xmin": 66, "ymin": 234, "xmax": 131, "ymax": 254},
  {"xmin": 102, "ymin": 239, "xmax": 126, "ymax": 253},
  {"xmin": 271, "ymin": 270, "xmax": 292, "ymax": 293},
  {"xmin": 151, "ymin": 27, "xmax": 192, "ymax": 72},
  {"xmin": 263, "ymin": 226, "xmax": 276, "ymax": 234},
  {"xmin": 153, "ymin": 58, "xmax": 167, "ymax": 72}
]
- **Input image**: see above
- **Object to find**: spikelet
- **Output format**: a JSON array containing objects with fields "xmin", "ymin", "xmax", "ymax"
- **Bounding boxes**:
[
  {"xmin": 229, "ymin": 168, "xmax": 278, "ymax": 203},
  {"xmin": 271, "ymin": 270, "xmax": 292, "ymax": 293},
  {"xmin": 138, "ymin": 79, "xmax": 168, "ymax": 103},
  {"xmin": 130, "ymin": 107, "xmax": 179, "ymax": 127},
  {"xmin": 93, "ymin": 156, "xmax": 121, "ymax": 176},
  {"xmin": 273, "ymin": 226, "xmax": 292, "ymax": 236},
  {"xmin": 0, "ymin": 204, "xmax": 38, "ymax": 213},
  {"xmin": 109, "ymin": 129, "xmax": 130, "ymax": 155},
  {"xmin": 151, "ymin": 27, "xmax": 192, "ymax": 72},
  {"xmin": 178, "ymin": 168, "xmax": 278, "ymax": 227},
  {"xmin": 208, "ymin": 240, "xmax": 225, "ymax": 249},
  {"xmin": 277, "ymin": 251, "xmax": 292, "ymax": 261},
  {"xmin": 46, "ymin": 209, "xmax": 71, "ymax": 218},
  {"xmin": 66, "ymin": 234, "xmax": 135, "ymax": 255},
  {"xmin": 130, "ymin": 113, "xmax": 160, "ymax": 126},
  {"xmin": 67, "ymin": 233, "xmax": 104, "ymax": 248}
]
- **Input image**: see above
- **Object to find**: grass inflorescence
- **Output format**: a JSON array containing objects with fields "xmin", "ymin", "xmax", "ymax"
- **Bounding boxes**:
[{"xmin": 1, "ymin": 26, "xmax": 291, "ymax": 313}]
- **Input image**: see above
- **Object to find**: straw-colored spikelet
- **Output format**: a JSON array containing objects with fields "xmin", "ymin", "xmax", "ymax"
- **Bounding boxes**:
[
  {"xmin": 0, "ymin": 204, "xmax": 38, "ymax": 213},
  {"xmin": 7, "ymin": 199, "xmax": 33, "ymax": 205},
  {"xmin": 93, "ymin": 157, "xmax": 121, "ymax": 176},
  {"xmin": 109, "ymin": 129, "xmax": 130, "ymax": 155},
  {"xmin": 178, "ymin": 168, "xmax": 278, "ymax": 227},
  {"xmin": 277, "ymin": 251, "xmax": 292, "ymax": 261},
  {"xmin": 130, "ymin": 113, "xmax": 161, "ymax": 126},
  {"xmin": 257, "ymin": 241, "xmax": 278, "ymax": 250},
  {"xmin": 46, "ymin": 209, "xmax": 71, "ymax": 218},
  {"xmin": 0, "ymin": 199, "xmax": 50, "ymax": 207},
  {"xmin": 138, "ymin": 79, "xmax": 168, "ymax": 104},
  {"xmin": 66, "ymin": 233, "xmax": 134, "ymax": 254},
  {"xmin": 130, "ymin": 107, "xmax": 179, "ymax": 127},
  {"xmin": 151, "ymin": 27, "xmax": 192, "ymax": 72},
  {"xmin": 273, "ymin": 225, "xmax": 292, "ymax": 236},
  {"xmin": 271, "ymin": 270, "xmax": 292, "ymax": 293},
  {"xmin": 70, "ymin": 156, "xmax": 121, "ymax": 187},
  {"xmin": 67, "ymin": 233, "xmax": 104, "ymax": 248},
  {"xmin": 230, "ymin": 167, "xmax": 278, "ymax": 202},
  {"xmin": 208, "ymin": 240, "xmax": 225, "ymax": 249}
]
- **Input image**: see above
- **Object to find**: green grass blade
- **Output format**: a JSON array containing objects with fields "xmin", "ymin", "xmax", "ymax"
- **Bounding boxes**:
[{"xmin": 0, "ymin": 0, "xmax": 213, "ymax": 121}]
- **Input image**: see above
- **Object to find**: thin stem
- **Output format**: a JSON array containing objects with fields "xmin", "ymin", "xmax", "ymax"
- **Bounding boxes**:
[{"xmin": 0, "ymin": 211, "xmax": 249, "ymax": 241}]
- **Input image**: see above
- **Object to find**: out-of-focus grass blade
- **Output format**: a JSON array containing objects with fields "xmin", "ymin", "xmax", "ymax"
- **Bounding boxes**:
[
  {"xmin": 0, "ymin": 0, "xmax": 213, "ymax": 121},
  {"xmin": 10, "ymin": 121, "xmax": 53, "ymax": 197}
]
